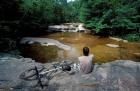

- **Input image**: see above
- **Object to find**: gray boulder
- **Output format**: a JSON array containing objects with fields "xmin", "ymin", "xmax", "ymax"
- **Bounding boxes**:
[
  {"xmin": 0, "ymin": 53, "xmax": 140, "ymax": 91},
  {"xmin": 49, "ymin": 60, "xmax": 140, "ymax": 91}
]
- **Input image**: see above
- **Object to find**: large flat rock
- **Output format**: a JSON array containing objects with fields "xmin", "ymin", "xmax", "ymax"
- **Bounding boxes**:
[
  {"xmin": 20, "ymin": 37, "xmax": 71, "ymax": 50},
  {"xmin": 0, "ymin": 53, "xmax": 140, "ymax": 91}
]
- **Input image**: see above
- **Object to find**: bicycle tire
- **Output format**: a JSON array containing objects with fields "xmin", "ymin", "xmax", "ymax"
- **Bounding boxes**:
[{"xmin": 19, "ymin": 65, "xmax": 44, "ymax": 81}]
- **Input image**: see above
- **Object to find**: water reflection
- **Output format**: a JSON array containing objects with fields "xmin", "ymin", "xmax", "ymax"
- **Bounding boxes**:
[{"xmin": 22, "ymin": 32, "xmax": 140, "ymax": 63}]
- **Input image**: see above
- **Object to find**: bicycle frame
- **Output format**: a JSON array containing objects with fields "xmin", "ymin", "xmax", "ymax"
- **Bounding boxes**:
[
  {"xmin": 19, "ymin": 61, "xmax": 80, "ymax": 89},
  {"xmin": 40, "ymin": 66, "xmax": 62, "ymax": 75}
]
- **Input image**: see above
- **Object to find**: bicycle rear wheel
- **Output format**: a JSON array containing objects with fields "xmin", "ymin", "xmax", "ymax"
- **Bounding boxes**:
[{"xmin": 19, "ymin": 65, "xmax": 44, "ymax": 81}]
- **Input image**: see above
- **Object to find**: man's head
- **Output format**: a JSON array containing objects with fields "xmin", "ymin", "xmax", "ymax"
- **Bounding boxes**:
[{"xmin": 83, "ymin": 47, "xmax": 89, "ymax": 56}]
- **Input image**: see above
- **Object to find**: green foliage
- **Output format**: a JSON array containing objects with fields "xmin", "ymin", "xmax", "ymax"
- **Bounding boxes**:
[
  {"xmin": 20, "ymin": 0, "xmax": 81, "ymax": 24},
  {"xmin": 123, "ymin": 33, "xmax": 140, "ymax": 42},
  {"xmin": 20, "ymin": 0, "xmax": 57, "ymax": 24},
  {"xmin": 79, "ymin": 3, "xmax": 90, "ymax": 22},
  {"xmin": 1, "ymin": 0, "xmax": 140, "ymax": 39},
  {"xmin": 79, "ymin": 0, "xmax": 140, "ymax": 34},
  {"xmin": 62, "ymin": 0, "xmax": 81, "ymax": 22},
  {"xmin": 85, "ymin": 21, "xmax": 108, "ymax": 32}
]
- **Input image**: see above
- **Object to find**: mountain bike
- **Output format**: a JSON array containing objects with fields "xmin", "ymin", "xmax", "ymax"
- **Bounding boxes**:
[{"xmin": 19, "ymin": 61, "xmax": 80, "ymax": 89}]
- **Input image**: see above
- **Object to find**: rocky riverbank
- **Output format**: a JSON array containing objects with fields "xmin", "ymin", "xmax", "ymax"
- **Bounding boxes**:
[{"xmin": 0, "ymin": 53, "xmax": 140, "ymax": 91}]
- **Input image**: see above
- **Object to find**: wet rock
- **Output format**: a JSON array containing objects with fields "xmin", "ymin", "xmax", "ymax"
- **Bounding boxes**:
[
  {"xmin": 20, "ymin": 37, "xmax": 71, "ymax": 50},
  {"xmin": 76, "ymin": 24, "xmax": 86, "ymax": 32},
  {"xmin": 48, "ymin": 23, "xmax": 86, "ymax": 32},
  {"xmin": 133, "ymin": 53, "xmax": 140, "ymax": 58},
  {"xmin": 26, "ymin": 41, "xmax": 34, "ymax": 44},
  {"xmin": 109, "ymin": 37, "xmax": 128, "ymax": 43},
  {"xmin": 48, "ymin": 25, "xmax": 69, "ymax": 32},
  {"xmin": 106, "ymin": 44, "xmax": 119, "ymax": 48}
]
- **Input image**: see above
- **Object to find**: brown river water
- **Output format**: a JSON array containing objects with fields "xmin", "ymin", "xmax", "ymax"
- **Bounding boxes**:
[{"xmin": 22, "ymin": 32, "xmax": 140, "ymax": 63}]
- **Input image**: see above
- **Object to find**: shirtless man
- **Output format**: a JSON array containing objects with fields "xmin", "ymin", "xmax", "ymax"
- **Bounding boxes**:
[{"xmin": 78, "ymin": 47, "xmax": 94, "ymax": 74}]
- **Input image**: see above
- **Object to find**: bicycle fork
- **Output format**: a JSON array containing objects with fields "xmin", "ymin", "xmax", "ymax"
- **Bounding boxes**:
[{"xmin": 35, "ymin": 66, "xmax": 44, "ymax": 89}]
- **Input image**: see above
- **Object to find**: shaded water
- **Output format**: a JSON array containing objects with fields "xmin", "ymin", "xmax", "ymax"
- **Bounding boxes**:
[{"xmin": 22, "ymin": 32, "xmax": 140, "ymax": 63}]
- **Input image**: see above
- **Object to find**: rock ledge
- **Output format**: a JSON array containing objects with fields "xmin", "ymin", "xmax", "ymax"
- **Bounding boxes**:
[{"xmin": 0, "ymin": 53, "xmax": 140, "ymax": 91}]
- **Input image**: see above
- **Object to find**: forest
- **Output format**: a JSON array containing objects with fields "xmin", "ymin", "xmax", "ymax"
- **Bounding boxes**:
[
  {"xmin": 0, "ymin": 1, "xmax": 140, "ymax": 90},
  {"xmin": 0, "ymin": 0, "xmax": 140, "ymax": 51}
]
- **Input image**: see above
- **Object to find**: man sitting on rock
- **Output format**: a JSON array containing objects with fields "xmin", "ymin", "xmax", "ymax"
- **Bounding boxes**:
[{"xmin": 78, "ymin": 47, "xmax": 94, "ymax": 74}]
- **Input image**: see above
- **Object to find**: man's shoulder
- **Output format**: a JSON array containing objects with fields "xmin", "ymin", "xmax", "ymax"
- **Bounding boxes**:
[
  {"xmin": 78, "ymin": 56, "xmax": 83, "ymax": 60},
  {"xmin": 78, "ymin": 54, "xmax": 94, "ymax": 60}
]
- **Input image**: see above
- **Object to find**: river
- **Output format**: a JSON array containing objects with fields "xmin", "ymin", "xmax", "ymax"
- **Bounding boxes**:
[{"xmin": 21, "ymin": 32, "xmax": 140, "ymax": 63}]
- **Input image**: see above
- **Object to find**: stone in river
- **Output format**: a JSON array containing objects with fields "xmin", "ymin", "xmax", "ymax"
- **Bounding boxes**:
[
  {"xmin": 106, "ymin": 44, "xmax": 119, "ymax": 48},
  {"xmin": 133, "ymin": 53, "xmax": 140, "ymax": 58}
]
